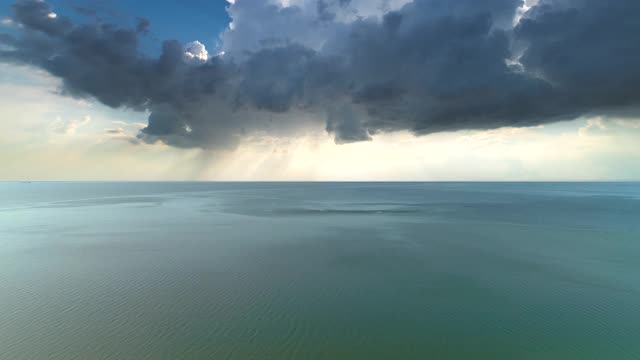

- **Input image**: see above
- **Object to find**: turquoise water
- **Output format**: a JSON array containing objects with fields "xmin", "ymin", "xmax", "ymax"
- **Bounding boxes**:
[{"xmin": 1, "ymin": 182, "xmax": 639, "ymax": 359}]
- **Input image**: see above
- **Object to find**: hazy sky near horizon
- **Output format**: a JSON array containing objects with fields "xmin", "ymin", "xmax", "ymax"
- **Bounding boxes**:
[{"xmin": 1, "ymin": 0, "xmax": 639, "ymax": 180}]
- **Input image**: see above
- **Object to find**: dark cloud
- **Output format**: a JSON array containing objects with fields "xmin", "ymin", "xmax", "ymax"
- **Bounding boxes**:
[
  {"xmin": 0, "ymin": 33, "xmax": 17, "ymax": 47},
  {"xmin": 316, "ymin": 0, "xmax": 336, "ymax": 22},
  {"xmin": 73, "ymin": 6, "xmax": 97, "ymax": 17},
  {"xmin": 515, "ymin": 0, "xmax": 640, "ymax": 117},
  {"xmin": 239, "ymin": 45, "xmax": 314, "ymax": 112},
  {"xmin": 329, "ymin": 2, "xmax": 546, "ymax": 135},
  {"xmin": 12, "ymin": 0, "xmax": 72, "ymax": 36},
  {"xmin": 326, "ymin": 105, "xmax": 372, "ymax": 143},
  {"xmin": 135, "ymin": 17, "xmax": 150, "ymax": 34},
  {"xmin": 1, "ymin": 0, "xmax": 640, "ymax": 148}
]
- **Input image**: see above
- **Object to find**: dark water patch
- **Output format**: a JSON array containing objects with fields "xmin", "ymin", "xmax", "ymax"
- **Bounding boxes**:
[
  {"xmin": 0, "ymin": 196, "xmax": 166, "ymax": 212},
  {"xmin": 274, "ymin": 207, "xmax": 420, "ymax": 216}
]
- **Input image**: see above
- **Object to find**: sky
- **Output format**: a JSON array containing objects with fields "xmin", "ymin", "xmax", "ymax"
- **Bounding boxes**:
[{"xmin": 0, "ymin": 0, "xmax": 639, "ymax": 181}]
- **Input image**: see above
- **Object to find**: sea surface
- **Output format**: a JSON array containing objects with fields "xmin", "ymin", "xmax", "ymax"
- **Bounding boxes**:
[{"xmin": 1, "ymin": 182, "xmax": 640, "ymax": 359}]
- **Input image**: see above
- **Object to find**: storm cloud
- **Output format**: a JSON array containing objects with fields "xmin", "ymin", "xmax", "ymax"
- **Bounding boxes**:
[{"xmin": 1, "ymin": 0, "xmax": 639, "ymax": 148}]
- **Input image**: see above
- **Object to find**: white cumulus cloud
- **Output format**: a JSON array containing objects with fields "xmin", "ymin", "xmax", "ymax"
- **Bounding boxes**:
[{"xmin": 183, "ymin": 41, "xmax": 209, "ymax": 63}]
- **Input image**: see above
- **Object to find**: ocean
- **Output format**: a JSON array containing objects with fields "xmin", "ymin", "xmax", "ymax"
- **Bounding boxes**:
[{"xmin": 1, "ymin": 182, "xmax": 639, "ymax": 359}]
